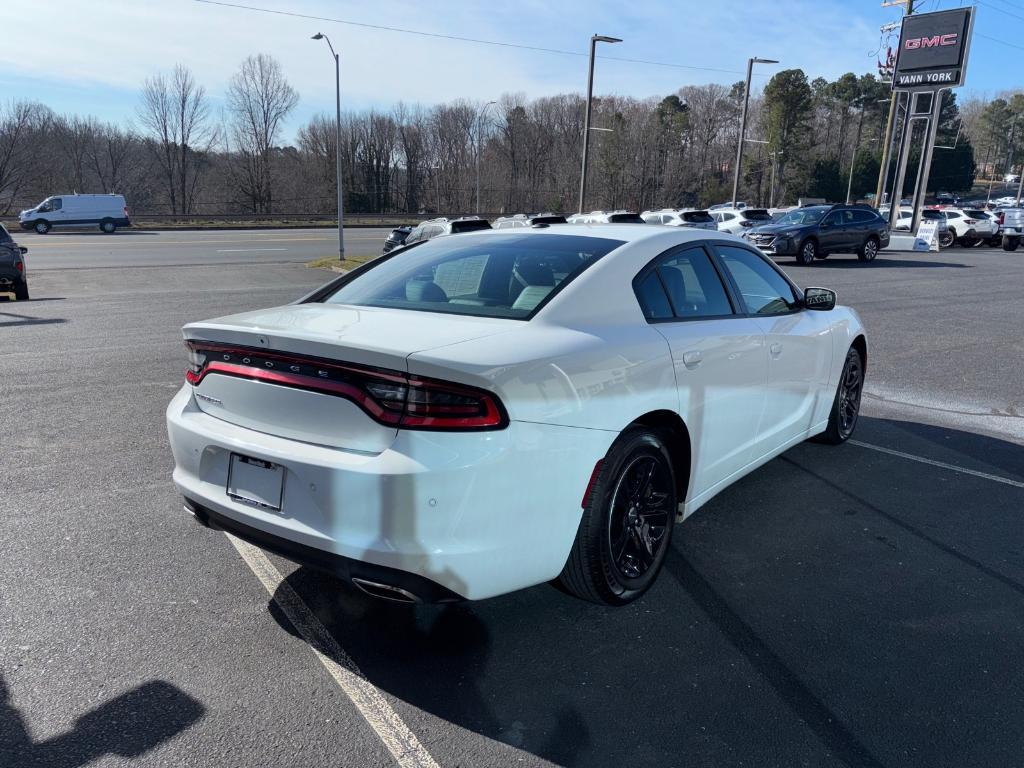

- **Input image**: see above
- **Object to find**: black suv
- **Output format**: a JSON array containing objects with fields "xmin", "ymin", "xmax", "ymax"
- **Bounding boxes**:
[
  {"xmin": 0, "ymin": 223, "xmax": 29, "ymax": 300},
  {"xmin": 402, "ymin": 216, "xmax": 492, "ymax": 248},
  {"xmin": 746, "ymin": 205, "xmax": 890, "ymax": 265},
  {"xmin": 382, "ymin": 226, "xmax": 413, "ymax": 255}
]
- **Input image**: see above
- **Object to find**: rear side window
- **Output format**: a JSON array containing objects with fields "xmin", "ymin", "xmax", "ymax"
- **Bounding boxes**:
[
  {"xmin": 716, "ymin": 245, "xmax": 798, "ymax": 316},
  {"xmin": 851, "ymin": 210, "xmax": 878, "ymax": 223},
  {"xmin": 323, "ymin": 233, "xmax": 623, "ymax": 320},
  {"xmin": 635, "ymin": 246, "xmax": 734, "ymax": 321}
]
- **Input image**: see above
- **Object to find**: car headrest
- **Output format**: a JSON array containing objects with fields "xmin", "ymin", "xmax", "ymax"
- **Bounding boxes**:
[{"xmin": 406, "ymin": 279, "xmax": 448, "ymax": 302}]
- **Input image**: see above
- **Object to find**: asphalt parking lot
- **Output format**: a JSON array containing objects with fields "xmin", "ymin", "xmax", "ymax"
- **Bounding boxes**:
[{"xmin": 2, "ymin": 236, "xmax": 1023, "ymax": 767}]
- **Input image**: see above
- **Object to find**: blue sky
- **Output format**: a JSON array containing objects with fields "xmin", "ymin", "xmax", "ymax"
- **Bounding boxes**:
[{"xmin": 0, "ymin": 0, "xmax": 1019, "ymax": 143}]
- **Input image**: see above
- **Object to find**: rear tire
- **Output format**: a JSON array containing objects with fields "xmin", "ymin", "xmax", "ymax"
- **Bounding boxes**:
[
  {"xmin": 857, "ymin": 236, "xmax": 879, "ymax": 262},
  {"xmin": 813, "ymin": 346, "xmax": 864, "ymax": 445},
  {"xmin": 34, "ymin": 220, "xmax": 50, "ymax": 234},
  {"xmin": 13, "ymin": 282, "xmax": 29, "ymax": 301},
  {"xmin": 1003, "ymin": 236, "xmax": 1020, "ymax": 252},
  {"xmin": 100, "ymin": 219, "xmax": 116, "ymax": 233},
  {"xmin": 559, "ymin": 427, "xmax": 677, "ymax": 605},
  {"xmin": 797, "ymin": 239, "xmax": 817, "ymax": 265}
]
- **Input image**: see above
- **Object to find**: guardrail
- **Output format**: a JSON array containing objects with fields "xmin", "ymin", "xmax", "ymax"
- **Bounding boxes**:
[{"xmin": 0, "ymin": 212, "xmax": 509, "ymax": 230}]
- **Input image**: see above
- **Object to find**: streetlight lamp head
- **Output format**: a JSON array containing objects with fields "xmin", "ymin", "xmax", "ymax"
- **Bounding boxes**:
[
  {"xmin": 752, "ymin": 57, "xmax": 779, "ymax": 64},
  {"xmin": 311, "ymin": 32, "xmax": 324, "ymax": 40},
  {"xmin": 593, "ymin": 35, "xmax": 622, "ymax": 43}
]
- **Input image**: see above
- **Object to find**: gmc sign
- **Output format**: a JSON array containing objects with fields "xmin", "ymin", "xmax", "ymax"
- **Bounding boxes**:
[{"xmin": 892, "ymin": 7, "xmax": 974, "ymax": 91}]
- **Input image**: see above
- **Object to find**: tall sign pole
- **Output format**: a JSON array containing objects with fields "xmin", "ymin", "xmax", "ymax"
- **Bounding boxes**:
[
  {"xmin": 888, "ymin": 6, "xmax": 975, "ymax": 233},
  {"xmin": 875, "ymin": 0, "xmax": 915, "ymax": 208}
]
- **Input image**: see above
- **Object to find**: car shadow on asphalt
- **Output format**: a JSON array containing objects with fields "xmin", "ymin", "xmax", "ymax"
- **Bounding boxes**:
[
  {"xmin": 267, "ymin": 417, "xmax": 1024, "ymax": 768},
  {"xmin": 0, "ymin": 677, "xmax": 204, "ymax": 767},
  {"xmin": 0, "ymin": 309, "xmax": 66, "ymax": 328}
]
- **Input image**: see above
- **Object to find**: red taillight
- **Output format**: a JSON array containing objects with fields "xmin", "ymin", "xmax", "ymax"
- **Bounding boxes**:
[
  {"xmin": 740, "ymin": 220, "xmax": 754, "ymax": 227},
  {"xmin": 997, "ymin": 212, "xmax": 1005, "ymax": 225},
  {"xmin": 184, "ymin": 342, "xmax": 507, "ymax": 431},
  {"xmin": 964, "ymin": 219, "xmax": 976, "ymax": 225},
  {"xmin": 15, "ymin": 261, "xmax": 23, "ymax": 273},
  {"xmin": 124, "ymin": 206, "xmax": 129, "ymax": 217}
]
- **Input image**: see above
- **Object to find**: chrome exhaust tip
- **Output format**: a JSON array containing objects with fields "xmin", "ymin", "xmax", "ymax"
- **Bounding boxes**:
[{"xmin": 351, "ymin": 577, "xmax": 420, "ymax": 604}]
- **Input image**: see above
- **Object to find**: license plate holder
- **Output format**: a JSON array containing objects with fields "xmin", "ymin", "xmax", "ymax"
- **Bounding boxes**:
[{"xmin": 227, "ymin": 453, "xmax": 285, "ymax": 511}]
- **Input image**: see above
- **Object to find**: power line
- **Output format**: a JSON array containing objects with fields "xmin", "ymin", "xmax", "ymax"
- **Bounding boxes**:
[
  {"xmin": 976, "ymin": 32, "xmax": 1024, "ymax": 52},
  {"xmin": 975, "ymin": 0, "xmax": 1024, "ymax": 21},
  {"xmin": 193, "ymin": 0, "xmax": 768, "ymax": 78}
]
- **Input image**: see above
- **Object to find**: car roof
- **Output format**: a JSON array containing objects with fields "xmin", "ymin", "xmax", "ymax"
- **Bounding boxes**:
[{"xmin": 449, "ymin": 222, "xmax": 725, "ymax": 246}]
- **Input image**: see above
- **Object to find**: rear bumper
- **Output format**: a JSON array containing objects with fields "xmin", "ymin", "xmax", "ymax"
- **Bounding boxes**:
[
  {"xmin": 166, "ymin": 385, "xmax": 610, "ymax": 601},
  {"xmin": 0, "ymin": 266, "xmax": 25, "ymax": 285}
]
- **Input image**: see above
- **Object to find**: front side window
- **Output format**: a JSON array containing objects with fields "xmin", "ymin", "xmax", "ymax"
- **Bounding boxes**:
[
  {"xmin": 322, "ymin": 233, "xmax": 623, "ymax": 320},
  {"xmin": 51, "ymin": 198, "xmax": 63, "ymax": 211},
  {"xmin": 716, "ymin": 245, "xmax": 798, "ymax": 316},
  {"xmin": 822, "ymin": 212, "xmax": 842, "ymax": 226}
]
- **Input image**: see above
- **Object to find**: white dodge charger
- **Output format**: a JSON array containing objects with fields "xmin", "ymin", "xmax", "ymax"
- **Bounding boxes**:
[{"xmin": 167, "ymin": 225, "xmax": 866, "ymax": 605}]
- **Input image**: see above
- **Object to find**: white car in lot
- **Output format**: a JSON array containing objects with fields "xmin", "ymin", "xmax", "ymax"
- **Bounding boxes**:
[
  {"xmin": 711, "ymin": 207, "xmax": 773, "ymax": 235},
  {"xmin": 940, "ymin": 207, "xmax": 998, "ymax": 245},
  {"xmin": 641, "ymin": 209, "xmax": 717, "ymax": 230},
  {"xmin": 167, "ymin": 226, "xmax": 867, "ymax": 605}
]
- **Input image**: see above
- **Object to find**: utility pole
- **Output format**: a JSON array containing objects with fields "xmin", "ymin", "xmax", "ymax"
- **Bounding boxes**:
[
  {"xmin": 578, "ymin": 34, "xmax": 622, "ymax": 214},
  {"xmin": 312, "ymin": 33, "xmax": 345, "ymax": 262},
  {"xmin": 732, "ymin": 57, "xmax": 778, "ymax": 208},
  {"xmin": 874, "ymin": 0, "xmax": 915, "ymax": 208}
]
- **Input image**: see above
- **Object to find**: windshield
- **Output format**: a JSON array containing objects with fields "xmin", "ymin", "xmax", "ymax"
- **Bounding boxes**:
[
  {"xmin": 774, "ymin": 209, "xmax": 826, "ymax": 225},
  {"xmin": 322, "ymin": 233, "xmax": 623, "ymax": 319}
]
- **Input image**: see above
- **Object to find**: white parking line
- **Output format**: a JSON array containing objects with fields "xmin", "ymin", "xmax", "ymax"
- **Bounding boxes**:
[
  {"xmin": 849, "ymin": 440, "xmax": 1024, "ymax": 489},
  {"xmin": 215, "ymin": 248, "xmax": 289, "ymax": 253},
  {"xmin": 225, "ymin": 534, "xmax": 441, "ymax": 768}
]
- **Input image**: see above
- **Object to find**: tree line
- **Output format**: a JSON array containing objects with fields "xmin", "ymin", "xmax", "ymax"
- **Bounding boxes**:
[{"xmin": 1, "ymin": 54, "xmax": 1019, "ymax": 219}]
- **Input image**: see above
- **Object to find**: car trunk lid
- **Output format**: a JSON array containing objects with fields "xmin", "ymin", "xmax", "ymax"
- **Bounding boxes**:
[{"xmin": 183, "ymin": 303, "xmax": 516, "ymax": 453}]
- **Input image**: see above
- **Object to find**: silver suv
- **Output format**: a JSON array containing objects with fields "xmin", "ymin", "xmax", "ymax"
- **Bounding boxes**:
[
  {"xmin": 402, "ymin": 216, "xmax": 492, "ymax": 246},
  {"xmin": 996, "ymin": 207, "xmax": 1023, "ymax": 251}
]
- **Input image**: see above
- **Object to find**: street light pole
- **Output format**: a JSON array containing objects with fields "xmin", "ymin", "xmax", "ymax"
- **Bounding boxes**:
[
  {"xmin": 312, "ymin": 32, "xmax": 345, "ymax": 263},
  {"xmin": 732, "ymin": 57, "xmax": 778, "ymax": 208},
  {"xmin": 578, "ymin": 34, "xmax": 622, "ymax": 214},
  {"xmin": 475, "ymin": 101, "xmax": 497, "ymax": 215}
]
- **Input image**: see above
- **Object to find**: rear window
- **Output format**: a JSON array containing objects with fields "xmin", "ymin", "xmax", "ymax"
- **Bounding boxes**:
[
  {"xmin": 0, "ymin": 224, "xmax": 10, "ymax": 242},
  {"xmin": 608, "ymin": 213, "xmax": 645, "ymax": 224},
  {"xmin": 449, "ymin": 219, "xmax": 492, "ymax": 234},
  {"xmin": 966, "ymin": 210, "xmax": 989, "ymax": 218},
  {"xmin": 682, "ymin": 211, "xmax": 714, "ymax": 223},
  {"xmin": 741, "ymin": 209, "xmax": 771, "ymax": 221},
  {"xmin": 322, "ymin": 233, "xmax": 623, "ymax": 320},
  {"xmin": 531, "ymin": 215, "xmax": 567, "ymax": 225}
]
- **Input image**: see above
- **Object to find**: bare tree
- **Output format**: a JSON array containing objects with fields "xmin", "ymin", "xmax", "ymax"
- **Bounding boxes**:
[
  {"xmin": 0, "ymin": 101, "xmax": 48, "ymax": 215},
  {"xmin": 137, "ymin": 64, "xmax": 215, "ymax": 214},
  {"xmin": 225, "ymin": 54, "xmax": 298, "ymax": 213}
]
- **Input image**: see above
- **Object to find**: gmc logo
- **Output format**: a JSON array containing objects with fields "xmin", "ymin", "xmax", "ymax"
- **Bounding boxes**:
[{"xmin": 905, "ymin": 33, "xmax": 958, "ymax": 50}]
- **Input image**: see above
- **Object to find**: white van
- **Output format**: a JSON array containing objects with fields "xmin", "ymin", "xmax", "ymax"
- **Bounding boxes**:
[{"xmin": 19, "ymin": 194, "xmax": 130, "ymax": 234}]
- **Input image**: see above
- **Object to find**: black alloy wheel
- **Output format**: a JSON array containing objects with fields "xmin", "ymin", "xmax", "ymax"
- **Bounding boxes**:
[
  {"xmin": 607, "ymin": 454, "xmax": 673, "ymax": 583},
  {"xmin": 798, "ymin": 239, "xmax": 817, "ymax": 265},
  {"xmin": 815, "ymin": 346, "xmax": 864, "ymax": 445},
  {"xmin": 559, "ymin": 427, "xmax": 678, "ymax": 605}
]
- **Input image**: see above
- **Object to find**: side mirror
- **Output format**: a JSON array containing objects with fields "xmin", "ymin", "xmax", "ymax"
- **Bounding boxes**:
[
  {"xmin": 803, "ymin": 287, "xmax": 836, "ymax": 311},
  {"xmin": 19, "ymin": 246, "xmax": 28, "ymax": 254}
]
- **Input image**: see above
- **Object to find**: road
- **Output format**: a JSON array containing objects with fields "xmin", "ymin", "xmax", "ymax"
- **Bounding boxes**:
[
  {"xmin": 2, "ymin": 236, "xmax": 1023, "ymax": 767},
  {"xmin": 13, "ymin": 227, "xmax": 390, "ymax": 270}
]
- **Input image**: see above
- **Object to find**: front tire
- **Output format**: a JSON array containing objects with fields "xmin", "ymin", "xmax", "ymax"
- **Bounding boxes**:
[
  {"xmin": 857, "ymin": 236, "xmax": 880, "ymax": 262},
  {"xmin": 559, "ymin": 427, "xmax": 677, "ymax": 605},
  {"xmin": 939, "ymin": 230, "xmax": 954, "ymax": 248},
  {"xmin": 797, "ymin": 239, "xmax": 817, "ymax": 265},
  {"xmin": 814, "ymin": 346, "xmax": 864, "ymax": 445},
  {"xmin": 34, "ymin": 220, "xmax": 50, "ymax": 234}
]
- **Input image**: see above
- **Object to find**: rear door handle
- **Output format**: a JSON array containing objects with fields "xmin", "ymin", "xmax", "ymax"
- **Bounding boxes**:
[
  {"xmin": 770, "ymin": 343, "xmax": 783, "ymax": 358},
  {"xmin": 682, "ymin": 351, "xmax": 703, "ymax": 369}
]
